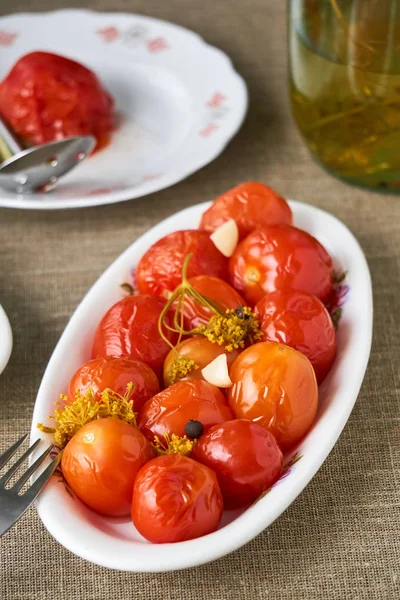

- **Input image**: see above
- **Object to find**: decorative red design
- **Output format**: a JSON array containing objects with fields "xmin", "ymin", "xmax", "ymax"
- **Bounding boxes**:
[
  {"xmin": 97, "ymin": 26, "xmax": 120, "ymax": 43},
  {"xmin": 147, "ymin": 37, "xmax": 169, "ymax": 53},
  {"xmin": 0, "ymin": 31, "xmax": 17, "ymax": 46},
  {"xmin": 199, "ymin": 123, "xmax": 219, "ymax": 138},
  {"xmin": 86, "ymin": 187, "xmax": 114, "ymax": 196},
  {"xmin": 143, "ymin": 173, "xmax": 164, "ymax": 181},
  {"xmin": 206, "ymin": 92, "xmax": 227, "ymax": 109}
]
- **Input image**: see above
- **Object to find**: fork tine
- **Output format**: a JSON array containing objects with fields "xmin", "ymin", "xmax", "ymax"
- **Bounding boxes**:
[
  {"xmin": 0, "ymin": 439, "xmax": 41, "ymax": 487},
  {"xmin": 22, "ymin": 454, "xmax": 60, "ymax": 502},
  {"xmin": 0, "ymin": 434, "xmax": 29, "ymax": 470},
  {"xmin": 11, "ymin": 444, "xmax": 55, "ymax": 493}
]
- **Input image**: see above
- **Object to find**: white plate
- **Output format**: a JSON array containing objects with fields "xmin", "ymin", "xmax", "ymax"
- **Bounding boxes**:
[
  {"xmin": 30, "ymin": 200, "xmax": 373, "ymax": 571},
  {"xmin": 0, "ymin": 304, "xmax": 12, "ymax": 375},
  {"xmin": 0, "ymin": 10, "xmax": 247, "ymax": 210}
]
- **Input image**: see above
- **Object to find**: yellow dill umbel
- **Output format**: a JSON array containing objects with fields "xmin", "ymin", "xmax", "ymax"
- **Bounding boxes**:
[
  {"xmin": 37, "ymin": 383, "xmax": 137, "ymax": 449},
  {"xmin": 168, "ymin": 355, "xmax": 199, "ymax": 385},
  {"xmin": 153, "ymin": 432, "xmax": 195, "ymax": 456},
  {"xmin": 197, "ymin": 306, "xmax": 263, "ymax": 351}
]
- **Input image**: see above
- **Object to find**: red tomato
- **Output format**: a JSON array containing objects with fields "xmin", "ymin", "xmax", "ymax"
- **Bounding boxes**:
[
  {"xmin": 228, "ymin": 342, "xmax": 318, "ymax": 451},
  {"xmin": 131, "ymin": 454, "xmax": 223, "ymax": 543},
  {"xmin": 255, "ymin": 289, "xmax": 336, "ymax": 383},
  {"xmin": 61, "ymin": 419, "xmax": 155, "ymax": 517},
  {"xmin": 138, "ymin": 379, "xmax": 234, "ymax": 442},
  {"xmin": 229, "ymin": 225, "xmax": 334, "ymax": 306},
  {"xmin": 92, "ymin": 295, "xmax": 177, "ymax": 380},
  {"xmin": 163, "ymin": 337, "xmax": 240, "ymax": 387},
  {"xmin": 200, "ymin": 182, "xmax": 292, "ymax": 240},
  {"xmin": 67, "ymin": 357, "xmax": 160, "ymax": 412},
  {"xmin": 182, "ymin": 275, "xmax": 245, "ymax": 330},
  {"xmin": 0, "ymin": 52, "xmax": 114, "ymax": 152},
  {"xmin": 135, "ymin": 230, "xmax": 228, "ymax": 297},
  {"xmin": 192, "ymin": 419, "xmax": 283, "ymax": 508}
]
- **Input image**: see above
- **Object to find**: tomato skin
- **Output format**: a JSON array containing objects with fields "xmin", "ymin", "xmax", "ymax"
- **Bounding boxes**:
[
  {"xmin": 135, "ymin": 230, "xmax": 229, "ymax": 297},
  {"xmin": 255, "ymin": 289, "xmax": 336, "ymax": 384},
  {"xmin": 229, "ymin": 225, "xmax": 334, "ymax": 306},
  {"xmin": 192, "ymin": 419, "xmax": 283, "ymax": 508},
  {"xmin": 200, "ymin": 182, "xmax": 292, "ymax": 240},
  {"xmin": 163, "ymin": 338, "xmax": 240, "ymax": 387},
  {"xmin": 228, "ymin": 342, "xmax": 318, "ymax": 451},
  {"xmin": 0, "ymin": 52, "xmax": 114, "ymax": 152},
  {"xmin": 182, "ymin": 275, "xmax": 245, "ymax": 330},
  {"xmin": 131, "ymin": 454, "xmax": 223, "ymax": 543},
  {"xmin": 67, "ymin": 357, "xmax": 160, "ymax": 412},
  {"xmin": 92, "ymin": 295, "xmax": 177, "ymax": 380},
  {"xmin": 61, "ymin": 419, "xmax": 155, "ymax": 517},
  {"xmin": 138, "ymin": 379, "xmax": 234, "ymax": 442}
]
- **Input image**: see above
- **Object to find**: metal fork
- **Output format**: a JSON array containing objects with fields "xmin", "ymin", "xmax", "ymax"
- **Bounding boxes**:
[{"xmin": 0, "ymin": 434, "xmax": 60, "ymax": 537}]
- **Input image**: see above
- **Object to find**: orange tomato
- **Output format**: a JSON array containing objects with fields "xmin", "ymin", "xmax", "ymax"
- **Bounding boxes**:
[
  {"xmin": 92, "ymin": 295, "xmax": 177, "ymax": 380},
  {"xmin": 229, "ymin": 225, "xmax": 334, "ymax": 306},
  {"xmin": 135, "ymin": 230, "xmax": 229, "ymax": 298},
  {"xmin": 228, "ymin": 342, "xmax": 318, "ymax": 451},
  {"xmin": 67, "ymin": 357, "xmax": 160, "ymax": 412},
  {"xmin": 138, "ymin": 379, "xmax": 234, "ymax": 442},
  {"xmin": 255, "ymin": 289, "xmax": 336, "ymax": 383},
  {"xmin": 61, "ymin": 419, "xmax": 155, "ymax": 517},
  {"xmin": 131, "ymin": 454, "xmax": 223, "ymax": 543},
  {"xmin": 163, "ymin": 337, "xmax": 240, "ymax": 387},
  {"xmin": 182, "ymin": 275, "xmax": 245, "ymax": 330},
  {"xmin": 200, "ymin": 182, "xmax": 292, "ymax": 240},
  {"xmin": 192, "ymin": 419, "xmax": 283, "ymax": 508}
]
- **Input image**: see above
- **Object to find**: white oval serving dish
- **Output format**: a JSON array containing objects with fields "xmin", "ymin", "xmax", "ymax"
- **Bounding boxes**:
[{"xmin": 30, "ymin": 199, "xmax": 373, "ymax": 571}]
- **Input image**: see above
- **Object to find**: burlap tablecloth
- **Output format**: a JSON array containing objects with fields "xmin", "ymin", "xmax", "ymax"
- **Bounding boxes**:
[{"xmin": 0, "ymin": 1, "xmax": 399, "ymax": 598}]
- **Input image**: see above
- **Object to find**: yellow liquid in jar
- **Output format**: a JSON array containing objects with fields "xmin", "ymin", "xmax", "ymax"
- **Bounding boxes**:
[{"xmin": 289, "ymin": 6, "xmax": 400, "ymax": 191}]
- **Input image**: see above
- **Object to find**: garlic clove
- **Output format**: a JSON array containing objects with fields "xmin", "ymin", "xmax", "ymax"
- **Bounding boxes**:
[
  {"xmin": 201, "ymin": 353, "xmax": 232, "ymax": 388},
  {"xmin": 210, "ymin": 219, "xmax": 239, "ymax": 258}
]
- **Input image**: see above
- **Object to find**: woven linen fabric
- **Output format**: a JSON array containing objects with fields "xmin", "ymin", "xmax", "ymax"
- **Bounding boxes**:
[{"xmin": 0, "ymin": 1, "xmax": 399, "ymax": 599}]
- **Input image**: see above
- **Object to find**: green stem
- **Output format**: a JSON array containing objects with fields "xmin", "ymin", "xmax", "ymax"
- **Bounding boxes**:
[
  {"xmin": 181, "ymin": 253, "xmax": 194, "ymax": 284},
  {"xmin": 187, "ymin": 287, "xmax": 227, "ymax": 316},
  {"xmin": 178, "ymin": 289, "xmax": 185, "ymax": 346},
  {"xmin": 158, "ymin": 288, "xmax": 181, "ymax": 350},
  {"xmin": 329, "ymin": 0, "xmax": 378, "ymax": 56}
]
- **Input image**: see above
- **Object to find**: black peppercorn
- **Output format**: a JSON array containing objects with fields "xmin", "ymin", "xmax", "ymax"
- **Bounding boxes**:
[
  {"xmin": 185, "ymin": 420, "xmax": 204, "ymax": 439},
  {"xmin": 235, "ymin": 306, "xmax": 249, "ymax": 319}
]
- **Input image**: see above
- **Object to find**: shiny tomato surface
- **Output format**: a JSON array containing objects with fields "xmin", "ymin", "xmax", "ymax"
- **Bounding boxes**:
[
  {"xmin": 200, "ymin": 182, "xmax": 292, "ymax": 240},
  {"xmin": 67, "ymin": 357, "xmax": 160, "ymax": 412},
  {"xmin": 229, "ymin": 225, "xmax": 334, "ymax": 306},
  {"xmin": 92, "ymin": 295, "xmax": 177, "ymax": 380},
  {"xmin": 131, "ymin": 454, "xmax": 223, "ymax": 543},
  {"xmin": 138, "ymin": 379, "xmax": 233, "ymax": 442},
  {"xmin": 182, "ymin": 275, "xmax": 245, "ymax": 330},
  {"xmin": 192, "ymin": 419, "xmax": 283, "ymax": 508},
  {"xmin": 228, "ymin": 342, "xmax": 318, "ymax": 451},
  {"xmin": 61, "ymin": 419, "xmax": 155, "ymax": 517},
  {"xmin": 163, "ymin": 337, "xmax": 240, "ymax": 387},
  {"xmin": 135, "ymin": 230, "xmax": 229, "ymax": 297},
  {"xmin": 0, "ymin": 52, "xmax": 114, "ymax": 152},
  {"xmin": 255, "ymin": 289, "xmax": 336, "ymax": 383}
]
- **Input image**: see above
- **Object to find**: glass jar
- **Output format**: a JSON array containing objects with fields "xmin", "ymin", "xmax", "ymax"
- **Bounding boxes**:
[{"xmin": 288, "ymin": 0, "xmax": 400, "ymax": 191}]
